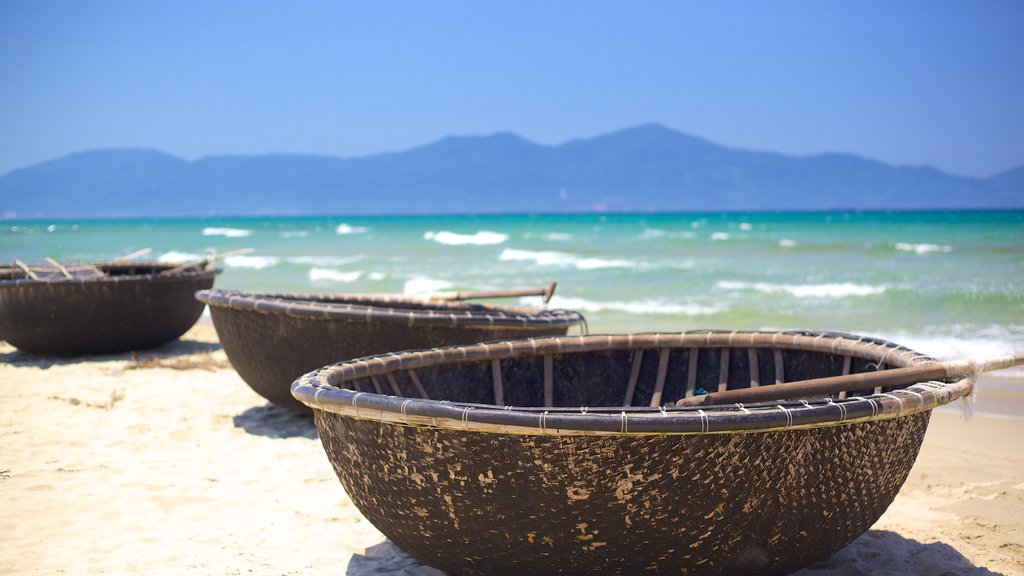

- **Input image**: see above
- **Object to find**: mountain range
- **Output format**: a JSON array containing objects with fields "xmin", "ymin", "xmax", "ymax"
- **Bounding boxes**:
[{"xmin": 2, "ymin": 124, "xmax": 1022, "ymax": 218}]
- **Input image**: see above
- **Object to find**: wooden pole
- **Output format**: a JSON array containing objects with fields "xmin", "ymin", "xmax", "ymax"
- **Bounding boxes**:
[
  {"xmin": 161, "ymin": 248, "xmax": 254, "ymax": 274},
  {"xmin": 114, "ymin": 247, "xmax": 152, "ymax": 261},
  {"xmin": 430, "ymin": 281, "xmax": 558, "ymax": 304},
  {"xmin": 677, "ymin": 353, "xmax": 1024, "ymax": 407}
]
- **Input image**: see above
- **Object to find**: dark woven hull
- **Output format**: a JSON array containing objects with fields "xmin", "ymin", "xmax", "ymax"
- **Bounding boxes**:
[
  {"xmin": 0, "ymin": 263, "xmax": 218, "ymax": 356},
  {"xmin": 200, "ymin": 290, "xmax": 585, "ymax": 413},
  {"xmin": 294, "ymin": 331, "xmax": 968, "ymax": 575},
  {"xmin": 316, "ymin": 410, "xmax": 929, "ymax": 576}
]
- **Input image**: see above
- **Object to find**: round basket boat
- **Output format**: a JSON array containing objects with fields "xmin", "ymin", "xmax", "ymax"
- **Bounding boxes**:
[
  {"xmin": 0, "ymin": 262, "xmax": 220, "ymax": 356},
  {"xmin": 196, "ymin": 289, "xmax": 586, "ymax": 413},
  {"xmin": 292, "ymin": 330, "xmax": 974, "ymax": 576}
]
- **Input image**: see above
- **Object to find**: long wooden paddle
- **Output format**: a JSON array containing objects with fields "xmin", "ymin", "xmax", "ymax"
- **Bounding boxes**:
[
  {"xmin": 114, "ymin": 247, "xmax": 152, "ymax": 261},
  {"xmin": 676, "ymin": 353, "xmax": 1024, "ymax": 407},
  {"xmin": 430, "ymin": 281, "xmax": 558, "ymax": 304}
]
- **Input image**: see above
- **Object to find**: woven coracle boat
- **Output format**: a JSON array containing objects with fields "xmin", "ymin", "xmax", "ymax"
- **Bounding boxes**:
[
  {"xmin": 196, "ymin": 289, "xmax": 586, "ymax": 413},
  {"xmin": 0, "ymin": 262, "xmax": 220, "ymax": 356},
  {"xmin": 292, "ymin": 330, "xmax": 1019, "ymax": 576}
]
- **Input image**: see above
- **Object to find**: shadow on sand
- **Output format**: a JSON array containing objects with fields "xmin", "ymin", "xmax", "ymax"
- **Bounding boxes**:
[
  {"xmin": 346, "ymin": 530, "xmax": 1003, "ymax": 576},
  {"xmin": 794, "ymin": 529, "xmax": 1004, "ymax": 575},
  {"xmin": 232, "ymin": 403, "xmax": 317, "ymax": 439},
  {"xmin": 0, "ymin": 337, "xmax": 222, "ymax": 368}
]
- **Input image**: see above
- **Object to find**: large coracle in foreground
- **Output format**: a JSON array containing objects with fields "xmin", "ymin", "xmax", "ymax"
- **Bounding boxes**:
[{"xmin": 293, "ymin": 330, "xmax": 971, "ymax": 576}]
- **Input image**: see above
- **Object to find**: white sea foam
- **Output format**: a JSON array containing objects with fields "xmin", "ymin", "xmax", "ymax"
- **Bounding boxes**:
[
  {"xmin": 336, "ymin": 223, "xmax": 369, "ymax": 235},
  {"xmin": 545, "ymin": 296, "xmax": 724, "ymax": 316},
  {"xmin": 286, "ymin": 255, "xmax": 363, "ymax": 267},
  {"xmin": 46, "ymin": 224, "xmax": 57, "ymax": 232},
  {"xmin": 499, "ymin": 248, "xmax": 638, "ymax": 270},
  {"xmin": 543, "ymin": 232, "xmax": 574, "ymax": 242},
  {"xmin": 500, "ymin": 248, "xmax": 577, "ymax": 267},
  {"xmin": 710, "ymin": 232, "xmax": 730, "ymax": 241},
  {"xmin": 404, "ymin": 277, "xmax": 454, "ymax": 295},
  {"xmin": 779, "ymin": 239, "xmax": 797, "ymax": 248},
  {"xmin": 895, "ymin": 242, "xmax": 952, "ymax": 254},
  {"xmin": 717, "ymin": 280, "xmax": 887, "ymax": 298},
  {"xmin": 424, "ymin": 230, "xmax": 508, "ymax": 245},
  {"xmin": 157, "ymin": 251, "xmax": 201, "ymax": 264},
  {"xmin": 639, "ymin": 228, "xmax": 667, "ymax": 240},
  {"xmin": 739, "ymin": 223, "xmax": 753, "ymax": 231},
  {"xmin": 224, "ymin": 255, "xmax": 279, "ymax": 269},
  {"xmin": 575, "ymin": 257, "xmax": 639, "ymax": 270},
  {"xmin": 368, "ymin": 272, "xmax": 386, "ymax": 281},
  {"xmin": 309, "ymin": 268, "xmax": 362, "ymax": 283},
  {"xmin": 280, "ymin": 230, "xmax": 310, "ymax": 239},
  {"xmin": 202, "ymin": 227, "xmax": 253, "ymax": 238}
]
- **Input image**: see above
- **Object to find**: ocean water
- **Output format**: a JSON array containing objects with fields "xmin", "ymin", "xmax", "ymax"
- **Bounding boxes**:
[{"xmin": 3, "ymin": 211, "xmax": 1023, "ymax": 371}]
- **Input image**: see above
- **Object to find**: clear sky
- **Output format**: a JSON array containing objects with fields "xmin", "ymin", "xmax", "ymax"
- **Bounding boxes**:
[{"xmin": 1, "ymin": 0, "xmax": 1022, "ymax": 178}]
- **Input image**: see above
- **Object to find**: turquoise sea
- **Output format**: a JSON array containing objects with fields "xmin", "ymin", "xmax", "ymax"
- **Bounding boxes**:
[{"xmin": 3, "ymin": 211, "xmax": 1023, "ymax": 371}]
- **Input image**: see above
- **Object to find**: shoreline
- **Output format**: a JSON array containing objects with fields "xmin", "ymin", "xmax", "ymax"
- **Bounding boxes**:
[{"xmin": 2, "ymin": 325, "xmax": 1022, "ymax": 575}]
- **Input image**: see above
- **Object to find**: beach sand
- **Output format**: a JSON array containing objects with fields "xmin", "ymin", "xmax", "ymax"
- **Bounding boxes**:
[{"xmin": 2, "ymin": 325, "xmax": 1022, "ymax": 575}]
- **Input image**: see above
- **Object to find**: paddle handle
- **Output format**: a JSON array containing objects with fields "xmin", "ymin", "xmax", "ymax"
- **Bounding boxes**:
[
  {"xmin": 162, "ymin": 248, "xmax": 254, "ymax": 274},
  {"xmin": 431, "ymin": 281, "xmax": 558, "ymax": 304},
  {"xmin": 677, "ymin": 353, "xmax": 1024, "ymax": 407},
  {"xmin": 114, "ymin": 247, "xmax": 152, "ymax": 261}
]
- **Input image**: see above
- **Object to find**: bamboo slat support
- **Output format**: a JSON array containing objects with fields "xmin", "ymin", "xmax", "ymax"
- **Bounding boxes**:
[
  {"xmin": 718, "ymin": 349, "xmax": 730, "ymax": 393},
  {"xmin": 13, "ymin": 259, "xmax": 39, "ymax": 280},
  {"xmin": 45, "ymin": 257, "xmax": 73, "ymax": 279},
  {"xmin": 407, "ymin": 370, "xmax": 430, "ymax": 400},
  {"xmin": 748, "ymin": 349, "xmax": 760, "ymax": 387},
  {"xmin": 774, "ymin": 350, "xmax": 785, "ymax": 384},
  {"xmin": 677, "ymin": 353, "xmax": 1024, "ymax": 407},
  {"xmin": 650, "ymin": 349, "xmax": 670, "ymax": 407},
  {"xmin": 685, "ymin": 348, "xmax": 698, "ymax": 398},
  {"xmin": 544, "ymin": 355, "xmax": 554, "ymax": 408},
  {"xmin": 385, "ymin": 373, "xmax": 402, "ymax": 396},
  {"xmin": 492, "ymin": 359, "xmax": 505, "ymax": 406},
  {"xmin": 839, "ymin": 356, "xmax": 852, "ymax": 399},
  {"xmin": 370, "ymin": 376, "xmax": 384, "ymax": 395},
  {"xmin": 623, "ymin": 349, "xmax": 644, "ymax": 407}
]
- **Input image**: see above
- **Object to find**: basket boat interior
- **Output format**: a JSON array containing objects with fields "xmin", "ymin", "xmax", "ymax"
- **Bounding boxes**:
[
  {"xmin": 321, "ymin": 331, "xmax": 940, "ymax": 411},
  {"xmin": 204, "ymin": 289, "xmax": 566, "ymax": 317},
  {"xmin": 1, "ymin": 262, "xmax": 184, "ymax": 282}
]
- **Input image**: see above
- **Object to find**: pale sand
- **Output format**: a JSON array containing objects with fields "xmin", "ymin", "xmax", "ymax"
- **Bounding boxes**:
[{"xmin": 1, "ymin": 325, "xmax": 1022, "ymax": 575}]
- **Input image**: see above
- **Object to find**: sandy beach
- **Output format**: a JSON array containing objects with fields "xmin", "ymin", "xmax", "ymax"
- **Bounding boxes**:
[{"xmin": 2, "ymin": 324, "xmax": 1022, "ymax": 575}]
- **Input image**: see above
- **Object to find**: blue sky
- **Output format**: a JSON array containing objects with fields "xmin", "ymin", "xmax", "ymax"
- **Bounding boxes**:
[{"xmin": 1, "ymin": 1, "xmax": 1022, "ymax": 177}]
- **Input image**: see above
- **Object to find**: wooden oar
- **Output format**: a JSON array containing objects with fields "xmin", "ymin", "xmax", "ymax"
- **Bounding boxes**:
[
  {"xmin": 114, "ymin": 247, "xmax": 152, "ymax": 261},
  {"xmin": 161, "ymin": 248, "xmax": 254, "ymax": 274},
  {"xmin": 429, "ymin": 281, "xmax": 558, "ymax": 304},
  {"xmin": 676, "ymin": 353, "xmax": 1024, "ymax": 407}
]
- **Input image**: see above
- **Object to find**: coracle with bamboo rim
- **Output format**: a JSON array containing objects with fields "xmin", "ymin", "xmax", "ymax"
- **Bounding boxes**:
[{"xmin": 292, "ymin": 330, "xmax": 1019, "ymax": 576}]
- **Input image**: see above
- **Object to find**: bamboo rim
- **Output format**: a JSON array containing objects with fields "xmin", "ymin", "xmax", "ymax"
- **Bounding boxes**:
[
  {"xmin": 195, "ymin": 289, "xmax": 586, "ymax": 328},
  {"xmin": 292, "ymin": 330, "xmax": 972, "ymax": 436}
]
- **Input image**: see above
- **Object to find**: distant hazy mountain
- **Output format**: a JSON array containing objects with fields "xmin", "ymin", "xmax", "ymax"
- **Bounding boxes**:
[{"xmin": 1, "ymin": 124, "xmax": 1021, "ymax": 218}]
